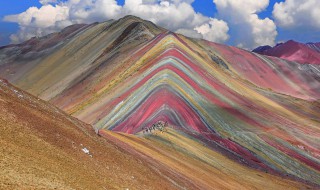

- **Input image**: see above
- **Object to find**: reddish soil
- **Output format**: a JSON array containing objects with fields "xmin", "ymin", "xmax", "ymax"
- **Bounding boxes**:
[
  {"xmin": 258, "ymin": 40, "xmax": 320, "ymax": 64},
  {"xmin": 0, "ymin": 79, "xmax": 180, "ymax": 190}
]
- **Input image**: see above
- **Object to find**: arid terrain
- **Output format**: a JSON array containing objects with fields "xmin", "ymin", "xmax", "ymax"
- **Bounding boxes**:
[
  {"xmin": 0, "ymin": 16, "xmax": 319, "ymax": 189},
  {"xmin": 0, "ymin": 79, "xmax": 184, "ymax": 189}
]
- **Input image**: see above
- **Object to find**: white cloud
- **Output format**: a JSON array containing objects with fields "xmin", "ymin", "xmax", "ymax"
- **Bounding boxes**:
[
  {"xmin": 273, "ymin": 0, "xmax": 320, "ymax": 29},
  {"xmin": 194, "ymin": 18, "xmax": 229, "ymax": 43},
  {"xmin": 123, "ymin": 0, "xmax": 208, "ymax": 31},
  {"xmin": 4, "ymin": 4, "xmax": 69, "ymax": 43},
  {"xmin": 4, "ymin": 5, "xmax": 69, "ymax": 28},
  {"xmin": 176, "ymin": 28, "xmax": 202, "ymax": 39},
  {"xmin": 3, "ymin": 0, "xmax": 231, "ymax": 44},
  {"xmin": 213, "ymin": 0, "xmax": 277, "ymax": 48},
  {"xmin": 67, "ymin": 0, "xmax": 122, "ymax": 23}
]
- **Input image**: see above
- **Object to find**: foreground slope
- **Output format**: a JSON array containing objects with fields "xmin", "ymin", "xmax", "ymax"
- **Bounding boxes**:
[
  {"xmin": 0, "ymin": 79, "xmax": 181, "ymax": 189},
  {"xmin": 1, "ymin": 80, "xmax": 313, "ymax": 190},
  {"xmin": 0, "ymin": 16, "xmax": 320, "ymax": 188},
  {"xmin": 101, "ymin": 129, "xmax": 315, "ymax": 189}
]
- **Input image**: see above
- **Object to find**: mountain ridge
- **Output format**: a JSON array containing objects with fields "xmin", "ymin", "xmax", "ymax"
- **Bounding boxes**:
[
  {"xmin": 253, "ymin": 40, "xmax": 320, "ymax": 64},
  {"xmin": 0, "ymin": 15, "xmax": 319, "ymax": 188}
]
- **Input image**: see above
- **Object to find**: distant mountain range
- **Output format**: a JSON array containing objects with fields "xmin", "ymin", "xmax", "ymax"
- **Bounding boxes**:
[
  {"xmin": 0, "ymin": 15, "xmax": 319, "ymax": 189},
  {"xmin": 253, "ymin": 40, "xmax": 320, "ymax": 64}
]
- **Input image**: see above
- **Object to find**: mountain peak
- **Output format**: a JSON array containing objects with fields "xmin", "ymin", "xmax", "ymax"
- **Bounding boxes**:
[
  {"xmin": 252, "ymin": 45, "xmax": 272, "ymax": 53},
  {"xmin": 122, "ymin": 15, "xmax": 144, "ymax": 21},
  {"xmin": 0, "ymin": 16, "xmax": 319, "ymax": 189},
  {"xmin": 286, "ymin": 39, "xmax": 298, "ymax": 44},
  {"xmin": 253, "ymin": 39, "xmax": 320, "ymax": 64}
]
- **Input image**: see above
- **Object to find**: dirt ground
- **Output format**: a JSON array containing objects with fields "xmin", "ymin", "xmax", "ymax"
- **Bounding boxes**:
[{"xmin": 0, "ymin": 79, "xmax": 180, "ymax": 190}]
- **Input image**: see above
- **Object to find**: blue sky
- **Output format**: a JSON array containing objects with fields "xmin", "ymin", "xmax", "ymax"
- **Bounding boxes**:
[
  {"xmin": 0, "ymin": 1, "xmax": 41, "ymax": 45},
  {"xmin": 1, "ymin": 0, "xmax": 216, "ymax": 46},
  {"xmin": 0, "ymin": 0, "xmax": 319, "ymax": 48}
]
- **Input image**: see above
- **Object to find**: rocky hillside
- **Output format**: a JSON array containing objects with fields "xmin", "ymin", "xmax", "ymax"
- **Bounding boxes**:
[
  {"xmin": 0, "ymin": 78, "xmax": 182, "ymax": 189},
  {"xmin": 0, "ymin": 15, "xmax": 319, "ymax": 188}
]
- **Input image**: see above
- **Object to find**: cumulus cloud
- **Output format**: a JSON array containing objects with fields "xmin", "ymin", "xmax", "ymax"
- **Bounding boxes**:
[
  {"xmin": 194, "ymin": 18, "xmax": 229, "ymax": 43},
  {"xmin": 273, "ymin": 0, "xmax": 320, "ymax": 29},
  {"xmin": 4, "ymin": 4, "xmax": 69, "ymax": 43},
  {"xmin": 67, "ymin": 0, "xmax": 122, "ymax": 23},
  {"xmin": 123, "ymin": 0, "xmax": 208, "ymax": 31},
  {"xmin": 3, "ymin": 0, "xmax": 230, "ymax": 44},
  {"xmin": 213, "ymin": 0, "xmax": 277, "ymax": 48},
  {"xmin": 175, "ymin": 28, "xmax": 203, "ymax": 39}
]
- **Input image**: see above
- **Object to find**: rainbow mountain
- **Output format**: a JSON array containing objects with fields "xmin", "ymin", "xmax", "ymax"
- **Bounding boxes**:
[{"xmin": 0, "ymin": 15, "xmax": 320, "ymax": 189}]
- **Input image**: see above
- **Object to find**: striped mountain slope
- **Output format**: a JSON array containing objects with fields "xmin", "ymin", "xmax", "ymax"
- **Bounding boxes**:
[{"xmin": 0, "ymin": 16, "xmax": 319, "ymax": 188}]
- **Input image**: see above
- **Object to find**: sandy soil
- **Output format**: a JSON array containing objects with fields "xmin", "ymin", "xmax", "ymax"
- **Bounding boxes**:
[{"xmin": 0, "ymin": 79, "xmax": 179, "ymax": 190}]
